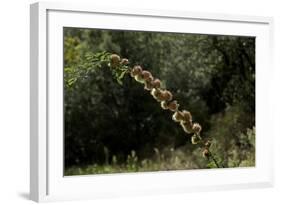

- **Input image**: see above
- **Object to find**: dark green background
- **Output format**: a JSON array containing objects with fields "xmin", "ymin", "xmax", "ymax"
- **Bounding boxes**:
[{"xmin": 64, "ymin": 28, "xmax": 255, "ymax": 174}]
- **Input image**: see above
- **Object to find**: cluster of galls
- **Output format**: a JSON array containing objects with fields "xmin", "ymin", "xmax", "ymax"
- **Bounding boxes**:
[
  {"xmin": 130, "ymin": 65, "xmax": 179, "ymax": 113},
  {"xmin": 130, "ymin": 64, "xmax": 205, "ymax": 139},
  {"xmin": 110, "ymin": 54, "xmax": 129, "ymax": 67},
  {"xmin": 172, "ymin": 110, "xmax": 212, "ymax": 158},
  {"xmin": 111, "ymin": 54, "xmax": 213, "ymax": 161}
]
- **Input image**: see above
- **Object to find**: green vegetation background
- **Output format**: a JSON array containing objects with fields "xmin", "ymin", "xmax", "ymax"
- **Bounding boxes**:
[{"xmin": 64, "ymin": 28, "xmax": 255, "ymax": 175}]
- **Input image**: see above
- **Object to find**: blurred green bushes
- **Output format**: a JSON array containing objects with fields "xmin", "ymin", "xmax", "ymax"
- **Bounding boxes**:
[
  {"xmin": 65, "ymin": 126, "xmax": 255, "ymax": 175},
  {"xmin": 63, "ymin": 28, "xmax": 255, "ymax": 173}
]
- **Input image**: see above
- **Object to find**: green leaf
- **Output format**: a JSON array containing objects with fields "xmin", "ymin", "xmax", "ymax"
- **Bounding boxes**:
[
  {"xmin": 119, "ymin": 70, "xmax": 127, "ymax": 80},
  {"xmin": 116, "ymin": 78, "xmax": 123, "ymax": 85}
]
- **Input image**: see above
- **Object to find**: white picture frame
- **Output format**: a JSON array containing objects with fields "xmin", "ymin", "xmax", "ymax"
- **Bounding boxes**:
[{"xmin": 30, "ymin": 1, "xmax": 274, "ymax": 202}]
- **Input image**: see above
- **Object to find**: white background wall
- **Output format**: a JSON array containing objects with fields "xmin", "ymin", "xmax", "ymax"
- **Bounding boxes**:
[{"xmin": 0, "ymin": 0, "xmax": 280, "ymax": 204}]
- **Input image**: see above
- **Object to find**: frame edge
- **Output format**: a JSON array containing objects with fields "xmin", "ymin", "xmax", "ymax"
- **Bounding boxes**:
[
  {"xmin": 30, "ymin": 2, "xmax": 48, "ymax": 202},
  {"xmin": 30, "ymin": 2, "xmax": 39, "ymax": 202},
  {"xmin": 30, "ymin": 1, "xmax": 275, "ymax": 202}
]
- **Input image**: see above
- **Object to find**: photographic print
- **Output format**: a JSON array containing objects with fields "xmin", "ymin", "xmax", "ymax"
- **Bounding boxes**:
[{"xmin": 63, "ymin": 28, "xmax": 255, "ymax": 176}]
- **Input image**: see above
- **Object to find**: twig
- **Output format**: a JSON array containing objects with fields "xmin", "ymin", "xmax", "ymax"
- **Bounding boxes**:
[{"xmin": 208, "ymin": 151, "xmax": 221, "ymax": 168}]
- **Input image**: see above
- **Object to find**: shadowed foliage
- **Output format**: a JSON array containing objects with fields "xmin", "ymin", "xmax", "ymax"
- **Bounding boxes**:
[{"xmin": 63, "ymin": 28, "xmax": 255, "ymax": 175}]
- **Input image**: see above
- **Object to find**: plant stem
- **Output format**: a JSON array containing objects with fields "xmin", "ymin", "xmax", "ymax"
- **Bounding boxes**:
[
  {"xmin": 198, "ymin": 139, "xmax": 222, "ymax": 168},
  {"xmin": 208, "ymin": 151, "xmax": 221, "ymax": 168}
]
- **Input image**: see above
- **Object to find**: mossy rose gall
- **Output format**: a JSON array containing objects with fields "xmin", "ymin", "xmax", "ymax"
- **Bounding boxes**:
[
  {"xmin": 130, "ymin": 65, "xmax": 142, "ymax": 77},
  {"xmin": 161, "ymin": 101, "xmax": 169, "ymax": 110},
  {"xmin": 110, "ymin": 54, "xmax": 121, "ymax": 67},
  {"xmin": 121, "ymin": 58, "xmax": 129, "ymax": 65},
  {"xmin": 192, "ymin": 123, "xmax": 202, "ymax": 134},
  {"xmin": 142, "ymin": 70, "xmax": 152, "ymax": 80},
  {"xmin": 167, "ymin": 100, "xmax": 179, "ymax": 112},
  {"xmin": 172, "ymin": 111, "xmax": 185, "ymax": 122},
  {"xmin": 152, "ymin": 79, "xmax": 161, "ymax": 88}
]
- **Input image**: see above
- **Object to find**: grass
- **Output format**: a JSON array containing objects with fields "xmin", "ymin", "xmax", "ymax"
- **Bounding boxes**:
[{"xmin": 65, "ymin": 148, "xmax": 202, "ymax": 176}]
